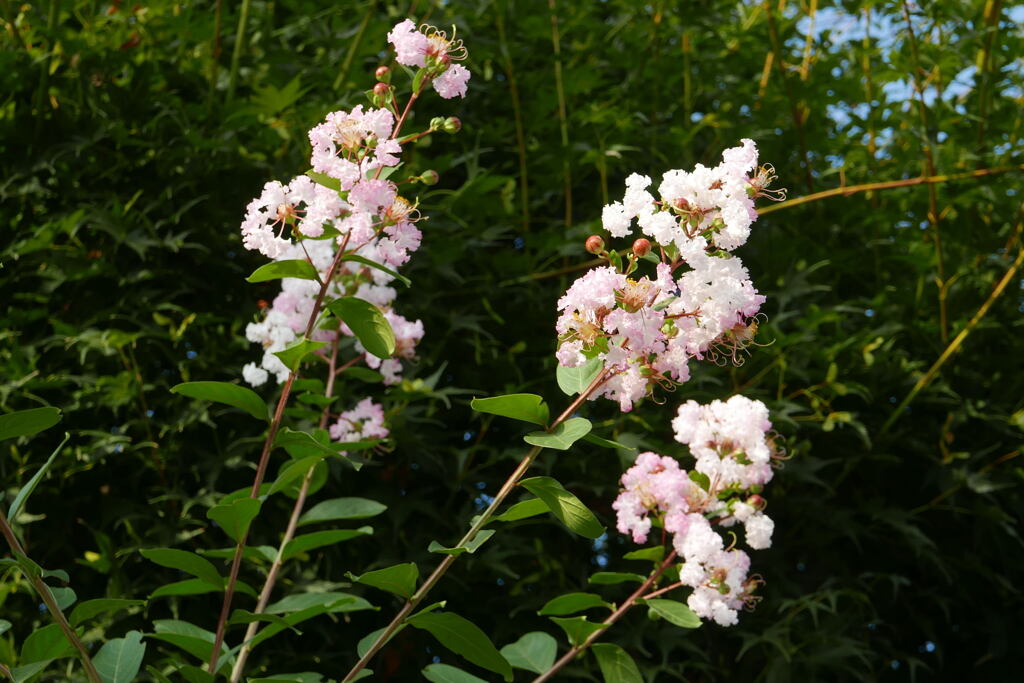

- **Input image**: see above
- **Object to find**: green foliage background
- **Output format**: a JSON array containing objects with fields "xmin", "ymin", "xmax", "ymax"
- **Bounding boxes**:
[{"xmin": 2, "ymin": 0, "xmax": 1023, "ymax": 680}]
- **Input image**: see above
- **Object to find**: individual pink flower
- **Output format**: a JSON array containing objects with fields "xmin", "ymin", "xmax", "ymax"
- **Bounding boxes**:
[
  {"xmin": 388, "ymin": 19, "xmax": 429, "ymax": 67},
  {"xmin": 433, "ymin": 64, "xmax": 471, "ymax": 99}
]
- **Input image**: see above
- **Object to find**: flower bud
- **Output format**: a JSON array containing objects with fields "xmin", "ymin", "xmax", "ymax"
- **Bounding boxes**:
[
  {"xmin": 373, "ymin": 82, "xmax": 390, "ymax": 98},
  {"xmin": 632, "ymin": 238, "xmax": 651, "ymax": 258},
  {"xmin": 429, "ymin": 116, "xmax": 445, "ymax": 131},
  {"xmin": 419, "ymin": 170, "xmax": 439, "ymax": 185},
  {"xmin": 442, "ymin": 116, "xmax": 462, "ymax": 134},
  {"xmin": 585, "ymin": 235, "xmax": 605, "ymax": 255},
  {"xmin": 747, "ymin": 494, "xmax": 767, "ymax": 510},
  {"xmin": 375, "ymin": 65, "xmax": 390, "ymax": 82}
]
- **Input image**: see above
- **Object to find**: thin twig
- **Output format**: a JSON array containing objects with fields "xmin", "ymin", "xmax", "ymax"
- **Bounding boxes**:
[
  {"xmin": 496, "ymin": 9, "xmax": 530, "ymax": 233},
  {"xmin": 532, "ymin": 550, "xmax": 679, "ymax": 682},
  {"xmin": 340, "ymin": 369, "xmax": 615, "ymax": 682},
  {"xmin": 548, "ymin": 0, "xmax": 572, "ymax": 228},
  {"xmin": 0, "ymin": 510, "xmax": 101, "ymax": 683}
]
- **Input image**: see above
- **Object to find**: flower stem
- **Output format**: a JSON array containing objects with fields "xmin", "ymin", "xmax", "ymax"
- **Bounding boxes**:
[
  {"xmin": 340, "ymin": 369, "xmax": 613, "ymax": 682},
  {"xmin": 207, "ymin": 244, "xmax": 350, "ymax": 674},
  {"xmin": 0, "ymin": 509, "xmax": 101, "ymax": 683},
  {"xmin": 532, "ymin": 550, "xmax": 678, "ymax": 683}
]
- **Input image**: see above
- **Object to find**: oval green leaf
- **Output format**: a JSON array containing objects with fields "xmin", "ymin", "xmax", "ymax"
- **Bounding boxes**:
[
  {"xmin": 538, "ymin": 592, "xmax": 612, "ymax": 616},
  {"xmin": 499, "ymin": 631, "xmax": 556, "ymax": 675},
  {"xmin": 347, "ymin": 562, "xmax": 419, "ymax": 599},
  {"xmin": 556, "ymin": 357, "xmax": 603, "ymax": 396},
  {"xmin": 519, "ymin": 476, "xmax": 605, "ymax": 539},
  {"xmin": 592, "ymin": 642, "xmax": 644, "ymax": 683},
  {"xmin": 644, "ymin": 598, "xmax": 702, "ymax": 628},
  {"xmin": 523, "ymin": 417, "xmax": 592, "ymax": 451},
  {"xmin": 470, "ymin": 394, "xmax": 549, "ymax": 426},
  {"xmin": 207, "ymin": 498, "xmax": 262, "ymax": 543},
  {"xmin": 171, "ymin": 382, "xmax": 269, "ymax": 421},
  {"xmin": 0, "ymin": 407, "xmax": 61, "ymax": 441},
  {"xmin": 245, "ymin": 259, "xmax": 319, "ymax": 284},
  {"xmin": 327, "ymin": 297, "xmax": 395, "ymax": 358},
  {"xmin": 406, "ymin": 611, "xmax": 513, "ymax": 681}
]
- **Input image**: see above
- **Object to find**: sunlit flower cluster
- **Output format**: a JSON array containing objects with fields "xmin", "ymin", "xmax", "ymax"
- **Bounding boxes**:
[
  {"xmin": 613, "ymin": 396, "xmax": 780, "ymax": 626},
  {"xmin": 239, "ymin": 18, "xmax": 473, "ymax": 443},
  {"xmin": 555, "ymin": 140, "xmax": 779, "ymax": 411}
]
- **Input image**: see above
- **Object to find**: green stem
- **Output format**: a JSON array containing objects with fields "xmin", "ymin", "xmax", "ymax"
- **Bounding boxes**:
[{"xmin": 226, "ymin": 0, "xmax": 252, "ymax": 102}]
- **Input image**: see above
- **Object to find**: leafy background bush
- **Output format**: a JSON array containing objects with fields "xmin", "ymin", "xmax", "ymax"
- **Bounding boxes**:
[{"xmin": 2, "ymin": 0, "xmax": 1022, "ymax": 680}]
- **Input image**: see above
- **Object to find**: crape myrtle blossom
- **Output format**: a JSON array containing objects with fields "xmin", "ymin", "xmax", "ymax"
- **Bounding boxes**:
[
  {"xmin": 387, "ymin": 20, "xmax": 471, "ymax": 99},
  {"xmin": 237, "ymin": 18, "xmax": 471, "ymax": 444},
  {"xmin": 556, "ymin": 140, "xmax": 779, "ymax": 411},
  {"xmin": 612, "ymin": 396, "xmax": 780, "ymax": 627}
]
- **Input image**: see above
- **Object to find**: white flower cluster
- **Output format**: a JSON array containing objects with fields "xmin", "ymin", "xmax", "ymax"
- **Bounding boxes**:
[
  {"xmin": 238, "ymin": 19, "xmax": 473, "ymax": 443},
  {"xmin": 613, "ymin": 396, "xmax": 779, "ymax": 627},
  {"xmin": 555, "ymin": 140, "xmax": 779, "ymax": 411}
]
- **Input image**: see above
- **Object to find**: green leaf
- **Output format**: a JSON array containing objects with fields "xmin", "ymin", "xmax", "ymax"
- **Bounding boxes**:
[
  {"xmin": 0, "ymin": 407, "xmax": 61, "ymax": 441},
  {"xmin": 523, "ymin": 417, "xmax": 592, "ymax": 451},
  {"xmin": 51, "ymin": 586, "xmax": 77, "ymax": 611},
  {"xmin": 8, "ymin": 432, "xmax": 70, "ymax": 520},
  {"xmin": 347, "ymin": 563, "xmax": 419, "ymax": 599},
  {"xmin": 268, "ymin": 455, "xmax": 325, "ymax": 496},
  {"xmin": 428, "ymin": 529, "xmax": 495, "ymax": 556},
  {"xmin": 250, "ymin": 675, "xmax": 325, "ymax": 683},
  {"xmin": 94, "ymin": 630, "xmax": 146, "ymax": 683},
  {"xmin": 340, "ymin": 254, "xmax": 411, "ymax": 287},
  {"xmin": 274, "ymin": 428, "xmax": 373, "ymax": 464},
  {"xmin": 0, "ymin": 619, "xmax": 10, "ymax": 636},
  {"xmin": 588, "ymin": 572, "xmax": 646, "ymax": 586},
  {"xmin": 245, "ymin": 259, "xmax": 320, "ymax": 283},
  {"xmin": 583, "ymin": 433, "xmax": 637, "ymax": 452},
  {"xmin": 150, "ymin": 579, "xmax": 221, "ymax": 599},
  {"xmin": 264, "ymin": 592, "xmax": 371, "ymax": 615},
  {"xmin": 10, "ymin": 661, "xmax": 53, "ymax": 682},
  {"xmin": 149, "ymin": 620, "xmax": 232, "ymax": 673},
  {"xmin": 298, "ymin": 497, "xmax": 387, "ymax": 526},
  {"xmin": 70, "ymin": 599, "xmax": 146, "ymax": 627},
  {"xmin": 688, "ymin": 470, "xmax": 711, "ymax": 492},
  {"xmin": 140, "ymin": 548, "xmax": 222, "ymax": 588},
  {"xmin": 228, "ymin": 609, "xmax": 302, "ymax": 635},
  {"xmin": 538, "ymin": 592, "xmax": 612, "ymax": 616},
  {"xmin": 549, "ymin": 616, "xmax": 604, "ymax": 647},
  {"xmin": 421, "ymin": 664, "xmax": 489, "ymax": 683},
  {"xmin": 170, "ymin": 382, "xmax": 269, "ymax": 421},
  {"xmin": 592, "ymin": 643, "xmax": 644, "ymax": 683},
  {"xmin": 341, "ymin": 367, "xmax": 385, "ymax": 383},
  {"xmin": 491, "ymin": 498, "xmax": 548, "ymax": 523},
  {"xmin": 21, "ymin": 624, "xmax": 74, "ymax": 663},
  {"xmin": 499, "ymin": 632, "xmax": 557, "ymax": 674},
  {"xmin": 207, "ymin": 498, "xmax": 262, "ymax": 543},
  {"xmin": 327, "ymin": 297, "xmax": 396, "ymax": 358},
  {"xmin": 306, "ymin": 169, "xmax": 341, "ymax": 191},
  {"xmin": 622, "ymin": 546, "xmax": 665, "ymax": 563},
  {"xmin": 406, "ymin": 612, "xmax": 513, "ymax": 681},
  {"xmin": 470, "ymin": 394, "xmax": 549, "ymax": 426},
  {"xmin": 556, "ymin": 357, "xmax": 604, "ymax": 396},
  {"xmin": 519, "ymin": 476, "xmax": 605, "ymax": 539},
  {"xmin": 356, "ymin": 625, "xmax": 405, "ymax": 659},
  {"xmin": 644, "ymin": 599, "xmax": 702, "ymax": 628},
  {"xmin": 282, "ymin": 527, "xmax": 373, "ymax": 560},
  {"xmin": 273, "ymin": 337, "xmax": 328, "ymax": 372}
]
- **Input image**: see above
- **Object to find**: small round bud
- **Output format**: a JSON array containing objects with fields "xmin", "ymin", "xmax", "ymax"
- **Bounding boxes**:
[
  {"xmin": 375, "ymin": 65, "xmax": 390, "ymax": 81},
  {"xmin": 442, "ymin": 116, "xmax": 462, "ymax": 134},
  {"xmin": 430, "ymin": 116, "xmax": 446, "ymax": 131},
  {"xmin": 373, "ymin": 82, "xmax": 390, "ymax": 98},
  {"xmin": 675, "ymin": 197, "xmax": 690, "ymax": 210},
  {"xmin": 747, "ymin": 494, "xmax": 766, "ymax": 510},
  {"xmin": 585, "ymin": 235, "xmax": 605, "ymax": 255},
  {"xmin": 419, "ymin": 170, "xmax": 439, "ymax": 185},
  {"xmin": 632, "ymin": 238, "xmax": 651, "ymax": 258}
]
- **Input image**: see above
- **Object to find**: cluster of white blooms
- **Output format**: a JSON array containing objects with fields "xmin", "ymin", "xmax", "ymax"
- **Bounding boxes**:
[
  {"xmin": 612, "ymin": 396, "xmax": 779, "ymax": 627},
  {"xmin": 555, "ymin": 140, "xmax": 780, "ymax": 411},
  {"xmin": 239, "ymin": 19, "xmax": 473, "ymax": 443}
]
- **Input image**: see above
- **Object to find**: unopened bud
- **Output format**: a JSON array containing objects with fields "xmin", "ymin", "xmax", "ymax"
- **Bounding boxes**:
[
  {"xmin": 442, "ymin": 116, "xmax": 462, "ymax": 134},
  {"xmin": 632, "ymin": 238, "xmax": 651, "ymax": 258},
  {"xmin": 419, "ymin": 170, "xmax": 439, "ymax": 185},
  {"xmin": 373, "ymin": 82, "xmax": 390, "ymax": 98},
  {"xmin": 675, "ymin": 197, "xmax": 690, "ymax": 210},
  {"xmin": 375, "ymin": 65, "xmax": 390, "ymax": 81},
  {"xmin": 747, "ymin": 494, "xmax": 766, "ymax": 510},
  {"xmin": 585, "ymin": 235, "xmax": 605, "ymax": 255}
]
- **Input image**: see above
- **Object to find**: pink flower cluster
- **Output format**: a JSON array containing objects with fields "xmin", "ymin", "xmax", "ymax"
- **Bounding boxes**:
[
  {"xmin": 555, "ymin": 141, "xmax": 778, "ymax": 411},
  {"xmin": 240, "ymin": 19, "xmax": 473, "ymax": 444},
  {"xmin": 329, "ymin": 397, "xmax": 389, "ymax": 448},
  {"xmin": 612, "ymin": 396, "xmax": 778, "ymax": 626}
]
